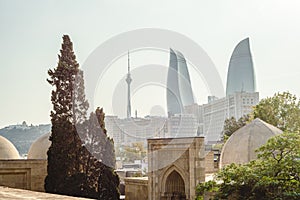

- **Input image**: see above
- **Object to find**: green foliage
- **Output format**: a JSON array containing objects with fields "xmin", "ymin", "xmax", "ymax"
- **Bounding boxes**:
[
  {"xmin": 81, "ymin": 108, "xmax": 120, "ymax": 200},
  {"xmin": 196, "ymin": 180, "xmax": 218, "ymax": 199},
  {"xmin": 98, "ymin": 165, "xmax": 120, "ymax": 200},
  {"xmin": 81, "ymin": 108, "xmax": 116, "ymax": 168},
  {"xmin": 45, "ymin": 35, "xmax": 119, "ymax": 199},
  {"xmin": 256, "ymin": 132, "xmax": 300, "ymax": 196},
  {"xmin": 196, "ymin": 132, "xmax": 300, "ymax": 200},
  {"xmin": 223, "ymin": 115, "xmax": 250, "ymax": 139},
  {"xmin": 45, "ymin": 35, "xmax": 86, "ymax": 196},
  {"xmin": 122, "ymin": 142, "xmax": 147, "ymax": 163},
  {"xmin": 252, "ymin": 91, "xmax": 300, "ymax": 133}
]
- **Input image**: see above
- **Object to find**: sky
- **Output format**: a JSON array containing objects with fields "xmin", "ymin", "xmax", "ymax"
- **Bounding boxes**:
[{"xmin": 1, "ymin": 0, "xmax": 300, "ymax": 128}]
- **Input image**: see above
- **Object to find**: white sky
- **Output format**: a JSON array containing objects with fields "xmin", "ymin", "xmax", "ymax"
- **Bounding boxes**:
[{"xmin": 1, "ymin": 0, "xmax": 300, "ymax": 128}]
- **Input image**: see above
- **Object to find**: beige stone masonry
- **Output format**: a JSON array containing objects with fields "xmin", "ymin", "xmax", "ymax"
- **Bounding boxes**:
[
  {"xmin": 0, "ymin": 159, "xmax": 47, "ymax": 192},
  {"xmin": 148, "ymin": 137, "xmax": 205, "ymax": 200}
]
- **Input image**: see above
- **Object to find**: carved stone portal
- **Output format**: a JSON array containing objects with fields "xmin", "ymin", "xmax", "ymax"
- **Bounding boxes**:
[{"xmin": 148, "ymin": 137, "xmax": 205, "ymax": 200}]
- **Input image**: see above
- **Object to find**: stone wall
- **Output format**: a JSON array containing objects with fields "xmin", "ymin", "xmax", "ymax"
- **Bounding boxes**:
[
  {"xmin": 204, "ymin": 191, "xmax": 217, "ymax": 200},
  {"xmin": 124, "ymin": 177, "xmax": 148, "ymax": 200},
  {"xmin": 0, "ymin": 186, "xmax": 93, "ymax": 199},
  {"xmin": 205, "ymin": 151, "xmax": 216, "ymax": 173},
  {"xmin": 148, "ymin": 137, "xmax": 206, "ymax": 200},
  {"xmin": 0, "ymin": 159, "xmax": 47, "ymax": 192}
]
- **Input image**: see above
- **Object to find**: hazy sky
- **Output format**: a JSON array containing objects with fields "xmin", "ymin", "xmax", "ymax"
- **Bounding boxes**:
[{"xmin": 1, "ymin": 0, "xmax": 300, "ymax": 128}]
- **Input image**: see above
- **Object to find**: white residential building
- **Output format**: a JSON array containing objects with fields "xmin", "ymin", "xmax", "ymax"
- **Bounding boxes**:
[{"xmin": 185, "ymin": 92, "xmax": 259, "ymax": 143}]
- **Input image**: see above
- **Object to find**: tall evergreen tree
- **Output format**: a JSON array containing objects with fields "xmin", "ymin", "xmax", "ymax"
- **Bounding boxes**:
[
  {"xmin": 45, "ymin": 35, "xmax": 88, "ymax": 195},
  {"xmin": 95, "ymin": 107, "xmax": 116, "ymax": 168},
  {"xmin": 45, "ymin": 35, "xmax": 119, "ymax": 199},
  {"xmin": 81, "ymin": 107, "xmax": 120, "ymax": 200},
  {"xmin": 94, "ymin": 107, "xmax": 119, "ymax": 200}
]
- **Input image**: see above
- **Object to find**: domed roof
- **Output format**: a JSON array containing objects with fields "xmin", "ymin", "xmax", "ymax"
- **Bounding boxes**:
[
  {"xmin": 27, "ymin": 132, "xmax": 51, "ymax": 159},
  {"xmin": 220, "ymin": 118, "xmax": 282, "ymax": 167},
  {"xmin": 0, "ymin": 135, "xmax": 20, "ymax": 159}
]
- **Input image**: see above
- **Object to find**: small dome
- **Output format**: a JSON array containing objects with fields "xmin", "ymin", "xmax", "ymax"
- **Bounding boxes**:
[
  {"xmin": 0, "ymin": 135, "xmax": 20, "ymax": 159},
  {"xmin": 220, "ymin": 118, "xmax": 282, "ymax": 167},
  {"xmin": 27, "ymin": 132, "xmax": 51, "ymax": 159}
]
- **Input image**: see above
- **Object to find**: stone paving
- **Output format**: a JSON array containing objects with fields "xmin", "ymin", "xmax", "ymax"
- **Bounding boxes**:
[{"xmin": 0, "ymin": 186, "xmax": 93, "ymax": 200}]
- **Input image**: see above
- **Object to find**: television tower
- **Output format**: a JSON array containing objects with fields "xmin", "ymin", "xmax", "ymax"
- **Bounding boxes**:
[{"xmin": 126, "ymin": 51, "xmax": 132, "ymax": 118}]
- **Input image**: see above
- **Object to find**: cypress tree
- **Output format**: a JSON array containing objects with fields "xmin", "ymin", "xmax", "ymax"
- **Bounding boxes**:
[
  {"xmin": 45, "ymin": 35, "xmax": 88, "ymax": 195},
  {"xmin": 45, "ymin": 35, "xmax": 119, "ymax": 199},
  {"xmin": 81, "ymin": 107, "xmax": 120, "ymax": 200}
]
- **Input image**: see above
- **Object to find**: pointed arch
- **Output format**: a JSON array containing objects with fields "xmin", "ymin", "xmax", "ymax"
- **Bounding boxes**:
[
  {"xmin": 161, "ymin": 164, "xmax": 188, "ymax": 198},
  {"xmin": 165, "ymin": 170, "xmax": 185, "ymax": 195}
]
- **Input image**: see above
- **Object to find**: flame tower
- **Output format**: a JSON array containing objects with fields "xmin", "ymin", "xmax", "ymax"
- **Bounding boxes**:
[
  {"xmin": 226, "ymin": 38, "xmax": 256, "ymax": 96},
  {"xmin": 166, "ymin": 48, "xmax": 195, "ymax": 116}
]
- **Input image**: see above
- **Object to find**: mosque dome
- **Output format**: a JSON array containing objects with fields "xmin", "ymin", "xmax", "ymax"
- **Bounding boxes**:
[
  {"xmin": 0, "ymin": 135, "xmax": 20, "ymax": 159},
  {"xmin": 220, "ymin": 118, "xmax": 282, "ymax": 167},
  {"xmin": 27, "ymin": 132, "xmax": 51, "ymax": 159}
]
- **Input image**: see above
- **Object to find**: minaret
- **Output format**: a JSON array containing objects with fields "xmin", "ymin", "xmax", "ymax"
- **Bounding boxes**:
[{"xmin": 126, "ymin": 51, "xmax": 132, "ymax": 118}]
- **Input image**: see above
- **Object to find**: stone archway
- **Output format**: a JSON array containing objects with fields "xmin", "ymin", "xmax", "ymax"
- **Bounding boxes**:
[
  {"xmin": 164, "ymin": 170, "xmax": 186, "ymax": 200},
  {"xmin": 148, "ymin": 137, "xmax": 205, "ymax": 200}
]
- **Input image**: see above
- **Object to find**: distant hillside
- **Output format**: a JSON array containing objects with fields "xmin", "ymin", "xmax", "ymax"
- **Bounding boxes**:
[{"xmin": 0, "ymin": 123, "xmax": 51, "ymax": 157}]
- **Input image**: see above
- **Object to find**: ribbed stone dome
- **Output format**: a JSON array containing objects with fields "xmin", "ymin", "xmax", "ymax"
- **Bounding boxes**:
[
  {"xmin": 0, "ymin": 135, "xmax": 20, "ymax": 159},
  {"xmin": 220, "ymin": 118, "xmax": 282, "ymax": 167},
  {"xmin": 27, "ymin": 132, "xmax": 51, "ymax": 159}
]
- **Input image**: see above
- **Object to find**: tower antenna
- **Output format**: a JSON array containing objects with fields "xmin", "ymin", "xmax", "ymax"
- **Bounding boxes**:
[{"xmin": 126, "ymin": 50, "xmax": 132, "ymax": 118}]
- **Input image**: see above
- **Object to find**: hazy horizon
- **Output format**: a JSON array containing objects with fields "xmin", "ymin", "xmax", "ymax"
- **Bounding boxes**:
[{"xmin": 1, "ymin": 0, "xmax": 300, "ymax": 128}]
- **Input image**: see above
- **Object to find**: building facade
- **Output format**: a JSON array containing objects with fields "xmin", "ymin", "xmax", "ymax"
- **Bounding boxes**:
[
  {"xmin": 185, "ymin": 92, "xmax": 259, "ymax": 143},
  {"xmin": 105, "ymin": 116, "xmax": 167, "ymax": 146},
  {"xmin": 105, "ymin": 114, "xmax": 198, "ymax": 147},
  {"xmin": 166, "ymin": 114, "xmax": 198, "ymax": 138}
]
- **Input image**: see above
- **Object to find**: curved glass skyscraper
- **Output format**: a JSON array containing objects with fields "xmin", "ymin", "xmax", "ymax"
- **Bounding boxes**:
[
  {"xmin": 167, "ymin": 48, "xmax": 195, "ymax": 116},
  {"xmin": 176, "ymin": 50, "xmax": 195, "ymax": 106},
  {"xmin": 167, "ymin": 49, "xmax": 182, "ymax": 116},
  {"xmin": 226, "ymin": 38, "xmax": 256, "ymax": 96}
]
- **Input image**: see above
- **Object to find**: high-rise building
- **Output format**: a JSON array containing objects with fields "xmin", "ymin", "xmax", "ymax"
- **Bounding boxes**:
[
  {"xmin": 105, "ymin": 116, "xmax": 167, "ymax": 146},
  {"xmin": 184, "ymin": 38, "xmax": 259, "ymax": 143},
  {"xmin": 176, "ymin": 50, "xmax": 195, "ymax": 106},
  {"xmin": 166, "ymin": 114, "xmax": 198, "ymax": 138},
  {"xmin": 105, "ymin": 114, "xmax": 199, "ymax": 147},
  {"xmin": 167, "ymin": 49, "xmax": 182, "ymax": 116},
  {"xmin": 166, "ymin": 48, "xmax": 195, "ymax": 116},
  {"xmin": 226, "ymin": 38, "xmax": 256, "ymax": 96},
  {"xmin": 110, "ymin": 39, "xmax": 259, "ymax": 144},
  {"xmin": 201, "ymin": 92, "xmax": 259, "ymax": 142},
  {"xmin": 184, "ymin": 103, "xmax": 204, "ymax": 135},
  {"xmin": 107, "ymin": 49, "xmax": 198, "ymax": 147}
]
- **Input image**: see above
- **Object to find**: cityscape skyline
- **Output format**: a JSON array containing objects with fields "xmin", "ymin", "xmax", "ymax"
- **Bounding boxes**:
[
  {"xmin": 103, "ymin": 39, "xmax": 259, "ymax": 144},
  {"xmin": 1, "ymin": 2, "xmax": 299, "ymax": 199},
  {"xmin": 1, "ymin": 0, "xmax": 300, "ymax": 128}
]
